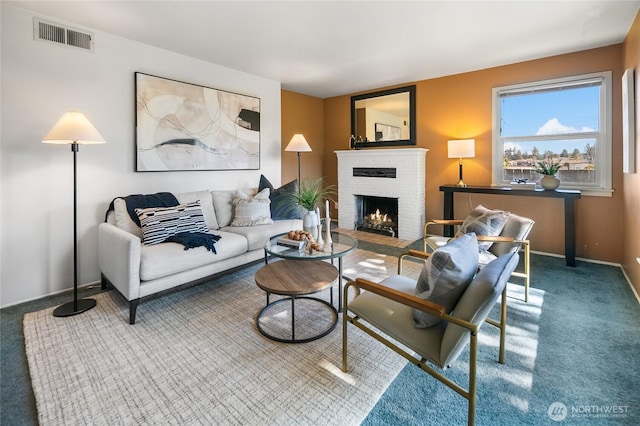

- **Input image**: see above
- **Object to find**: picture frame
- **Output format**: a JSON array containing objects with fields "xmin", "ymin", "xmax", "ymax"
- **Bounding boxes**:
[
  {"xmin": 374, "ymin": 122, "xmax": 402, "ymax": 141},
  {"xmin": 622, "ymin": 68, "xmax": 636, "ymax": 174},
  {"xmin": 135, "ymin": 72, "xmax": 260, "ymax": 172}
]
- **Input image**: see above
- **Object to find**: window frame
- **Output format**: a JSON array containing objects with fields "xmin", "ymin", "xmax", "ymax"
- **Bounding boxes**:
[{"xmin": 492, "ymin": 71, "xmax": 612, "ymax": 196}]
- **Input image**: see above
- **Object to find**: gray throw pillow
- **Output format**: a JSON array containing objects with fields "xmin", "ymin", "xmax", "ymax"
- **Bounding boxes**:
[
  {"xmin": 456, "ymin": 205, "xmax": 509, "ymax": 251},
  {"xmin": 413, "ymin": 233, "xmax": 479, "ymax": 328}
]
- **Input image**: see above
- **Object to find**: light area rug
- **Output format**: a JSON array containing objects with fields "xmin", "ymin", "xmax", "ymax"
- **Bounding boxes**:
[{"xmin": 24, "ymin": 249, "xmax": 421, "ymax": 426}]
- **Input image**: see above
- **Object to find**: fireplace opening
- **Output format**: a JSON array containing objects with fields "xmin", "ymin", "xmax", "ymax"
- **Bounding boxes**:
[{"xmin": 354, "ymin": 195, "xmax": 399, "ymax": 238}]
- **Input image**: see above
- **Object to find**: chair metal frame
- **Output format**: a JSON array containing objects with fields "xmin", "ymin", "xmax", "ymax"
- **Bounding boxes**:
[{"xmin": 342, "ymin": 249, "xmax": 508, "ymax": 426}]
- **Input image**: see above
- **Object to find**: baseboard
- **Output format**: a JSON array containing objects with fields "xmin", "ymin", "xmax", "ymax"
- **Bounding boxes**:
[
  {"xmin": 0, "ymin": 280, "xmax": 102, "ymax": 310},
  {"xmin": 621, "ymin": 267, "xmax": 640, "ymax": 305}
]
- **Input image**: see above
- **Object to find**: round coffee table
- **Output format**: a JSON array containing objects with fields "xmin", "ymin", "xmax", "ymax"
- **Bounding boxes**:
[
  {"xmin": 263, "ymin": 231, "xmax": 357, "ymax": 312},
  {"xmin": 255, "ymin": 259, "xmax": 339, "ymax": 343}
]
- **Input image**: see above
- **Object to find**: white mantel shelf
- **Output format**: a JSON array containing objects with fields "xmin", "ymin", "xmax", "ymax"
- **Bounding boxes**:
[{"xmin": 335, "ymin": 148, "xmax": 428, "ymax": 241}]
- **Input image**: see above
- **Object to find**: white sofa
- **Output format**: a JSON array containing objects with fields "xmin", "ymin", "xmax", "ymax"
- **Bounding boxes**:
[{"xmin": 99, "ymin": 188, "xmax": 302, "ymax": 324}]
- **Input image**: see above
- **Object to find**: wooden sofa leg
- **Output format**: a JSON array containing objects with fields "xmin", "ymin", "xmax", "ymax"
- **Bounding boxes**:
[{"xmin": 129, "ymin": 300, "xmax": 140, "ymax": 325}]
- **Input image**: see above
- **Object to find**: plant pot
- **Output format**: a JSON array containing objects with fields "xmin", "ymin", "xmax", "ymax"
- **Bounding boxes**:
[
  {"xmin": 303, "ymin": 211, "xmax": 319, "ymax": 240},
  {"xmin": 540, "ymin": 175, "xmax": 560, "ymax": 191}
]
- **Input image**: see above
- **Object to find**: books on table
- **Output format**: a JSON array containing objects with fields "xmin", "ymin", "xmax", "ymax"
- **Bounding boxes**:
[{"xmin": 276, "ymin": 237, "xmax": 306, "ymax": 250}]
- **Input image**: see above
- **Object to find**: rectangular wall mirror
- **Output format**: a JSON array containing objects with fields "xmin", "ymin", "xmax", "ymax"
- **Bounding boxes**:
[{"xmin": 351, "ymin": 85, "xmax": 416, "ymax": 148}]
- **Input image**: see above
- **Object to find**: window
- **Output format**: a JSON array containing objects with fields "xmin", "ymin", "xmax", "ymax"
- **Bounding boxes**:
[{"xmin": 492, "ymin": 72, "xmax": 612, "ymax": 196}]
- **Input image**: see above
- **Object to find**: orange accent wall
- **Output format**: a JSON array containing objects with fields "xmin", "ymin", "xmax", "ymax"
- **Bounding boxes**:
[
  {"xmin": 623, "ymin": 11, "xmax": 640, "ymax": 296},
  {"xmin": 282, "ymin": 27, "xmax": 639, "ymax": 277},
  {"xmin": 280, "ymin": 90, "xmax": 324, "ymax": 185}
]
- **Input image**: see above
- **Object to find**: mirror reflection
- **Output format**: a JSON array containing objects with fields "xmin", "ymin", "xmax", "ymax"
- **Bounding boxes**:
[{"xmin": 351, "ymin": 85, "xmax": 416, "ymax": 148}]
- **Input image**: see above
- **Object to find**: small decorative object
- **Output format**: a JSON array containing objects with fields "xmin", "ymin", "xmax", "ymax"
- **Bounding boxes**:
[
  {"xmin": 534, "ymin": 158, "xmax": 563, "ymax": 191},
  {"xmin": 323, "ymin": 199, "xmax": 333, "ymax": 251},
  {"xmin": 349, "ymin": 135, "xmax": 356, "ymax": 150},
  {"xmin": 509, "ymin": 177, "xmax": 536, "ymax": 190},
  {"xmin": 316, "ymin": 207, "xmax": 324, "ymax": 248}
]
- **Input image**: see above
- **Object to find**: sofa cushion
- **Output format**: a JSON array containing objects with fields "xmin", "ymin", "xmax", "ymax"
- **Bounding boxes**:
[
  {"xmin": 413, "ymin": 233, "xmax": 479, "ymax": 328},
  {"xmin": 258, "ymin": 175, "xmax": 304, "ymax": 220},
  {"xmin": 114, "ymin": 198, "xmax": 143, "ymax": 239},
  {"xmin": 139, "ymin": 230, "xmax": 248, "ymax": 281},
  {"xmin": 176, "ymin": 190, "xmax": 219, "ymax": 230},
  {"xmin": 456, "ymin": 205, "xmax": 509, "ymax": 251},
  {"xmin": 136, "ymin": 202, "xmax": 209, "ymax": 246},
  {"xmin": 231, "ymin": 188, "xmax": 274, "ymax": 227}
]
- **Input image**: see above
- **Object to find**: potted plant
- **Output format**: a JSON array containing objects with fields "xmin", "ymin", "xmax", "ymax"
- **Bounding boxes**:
[
  {"xmin": 288, "ymin": 177, "xmax": 335, "ymax": 239},
  {"xmin": 533, "ymin": 158, "xmax": 563, "ymax": 190}
]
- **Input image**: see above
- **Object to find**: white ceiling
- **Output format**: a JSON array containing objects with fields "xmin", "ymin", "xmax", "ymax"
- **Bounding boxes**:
[{"xmin": 6, "ymin": 0, "xmax": 640, "ymax": 98}]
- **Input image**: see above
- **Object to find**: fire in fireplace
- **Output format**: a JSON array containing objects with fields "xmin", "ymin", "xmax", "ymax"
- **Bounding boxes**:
[{"xmin": 355, "ymin": 195, "xmax": 399, "ymax": 237}]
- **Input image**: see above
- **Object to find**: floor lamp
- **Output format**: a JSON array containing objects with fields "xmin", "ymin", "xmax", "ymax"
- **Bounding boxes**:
[
  {"xmin": 284, "ymin": 134, "xmax": 312, "ymax": 187},
  {"xmin": 43, "ymin": 112, "xmax": 106, "ymax": 317},
  {"xmin": 448, "ymin": 139, "xmax": 475, "ymax": 187}
]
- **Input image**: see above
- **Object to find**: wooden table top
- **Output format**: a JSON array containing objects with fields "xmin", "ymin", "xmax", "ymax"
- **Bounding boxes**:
[{"xmin": 255, "ymin": 260, "xmax": 339, "ymax": 296}]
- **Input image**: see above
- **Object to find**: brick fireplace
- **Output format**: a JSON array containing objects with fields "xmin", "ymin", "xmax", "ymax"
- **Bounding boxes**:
[{"xmin": 335, "ymin": 148, "xmax": 427, "ymax": 241}]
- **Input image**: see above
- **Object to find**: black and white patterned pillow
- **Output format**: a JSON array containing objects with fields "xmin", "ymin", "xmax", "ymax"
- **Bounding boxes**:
[{"xmin": 136, "ymin": 201, "xmax": 209, "ymax": 246}]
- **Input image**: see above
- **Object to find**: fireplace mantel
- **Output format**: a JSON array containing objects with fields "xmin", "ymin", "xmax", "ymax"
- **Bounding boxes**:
[{"xmin": 335, "ymin": 148, "xmax": 428, "ymax": 241}]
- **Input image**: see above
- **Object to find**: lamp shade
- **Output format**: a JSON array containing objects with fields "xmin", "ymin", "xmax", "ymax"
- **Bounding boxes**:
[
  {"xmin": 447, "ymin": 139, "xmax": 475, "ymax": 158},
  {"xmin": 43, "ymin": 112, "xmax": 106, "ymax": 145},
  {"xmin": 285, "ymin": 134, "xmax": 312, "ymax": 152}
]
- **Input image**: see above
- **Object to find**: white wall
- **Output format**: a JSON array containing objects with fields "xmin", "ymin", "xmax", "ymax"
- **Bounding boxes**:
[{"xmin": 0, "ymin": 5, "xmax": 283, "ymax": 307}]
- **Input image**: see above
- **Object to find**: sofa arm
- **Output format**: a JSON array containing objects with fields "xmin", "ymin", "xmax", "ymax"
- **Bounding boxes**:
[{"xmin": 98, "ymin": 222, "xmax": 142, "ymax": 301}]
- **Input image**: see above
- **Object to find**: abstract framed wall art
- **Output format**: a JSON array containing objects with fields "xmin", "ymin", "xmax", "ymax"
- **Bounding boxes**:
[{"xmin": 135, "ymin": 73, "xmax": 260, "ymax": 171}]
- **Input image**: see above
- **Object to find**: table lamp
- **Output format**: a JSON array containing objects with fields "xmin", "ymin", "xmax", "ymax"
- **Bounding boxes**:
[{"xmin": 448, "ymin": 139, "xmax": 475, "ymax": 187}]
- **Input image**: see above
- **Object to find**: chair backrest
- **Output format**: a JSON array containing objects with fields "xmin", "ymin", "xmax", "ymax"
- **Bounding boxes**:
[
  {"xmin": 439, "ymin": 252, "xmax": 519, "ymax": 367},
  {"xmin": 488, "ymin": 213, "xmax": 535, "ymax": 257}
]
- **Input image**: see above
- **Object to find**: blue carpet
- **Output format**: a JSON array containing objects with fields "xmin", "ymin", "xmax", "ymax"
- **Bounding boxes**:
[{"xmin": 361, "ymin": 254, "xmax": 640, "ymax": 425}]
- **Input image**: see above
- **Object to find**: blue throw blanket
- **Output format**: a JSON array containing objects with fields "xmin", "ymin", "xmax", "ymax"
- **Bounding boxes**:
[
  {"xmin": 166, "ymin": 232, "xmax": 221, "ymax": 253},
  {"xmin": 105, "ymin": 192, "xmax": 179, "ymax": 226}
]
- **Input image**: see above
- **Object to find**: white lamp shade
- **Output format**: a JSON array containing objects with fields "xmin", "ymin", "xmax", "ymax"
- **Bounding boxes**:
[
  {"xmin": 42, "ymin": 112, "xmax": 106, "ymax": 145},
  {"xmin": 448, "ymin": 139, "xmax": 475, "ymax": 158},
  {"xmin": 285, "ymin": 134, "xmax": 312, "ymax": 152}
]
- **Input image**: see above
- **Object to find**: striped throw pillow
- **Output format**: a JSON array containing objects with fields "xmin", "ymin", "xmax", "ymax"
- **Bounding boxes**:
[{"xmin": 136, "ymin": 201, "xmax": 209, "ymax": 246}]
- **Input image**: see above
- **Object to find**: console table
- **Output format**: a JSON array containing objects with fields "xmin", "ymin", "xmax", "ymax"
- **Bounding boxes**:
[{"xmin": 439, "ymin": 185, "xmax": 581, "ymax": 267}]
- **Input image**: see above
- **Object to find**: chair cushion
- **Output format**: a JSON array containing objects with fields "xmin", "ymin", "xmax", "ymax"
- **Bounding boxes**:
[
  {"xmin": 136, "ymin": 201, "xmax": 209, "ymax": 246},
  {"xmin": 231, "ymin": 188, "xmax": 274, "ymax": 227},
  {"xmin": 347, "ymin": 275, "xmax": 448, "ymax": 367},
  {"xmin": 413, "ymin": 233, "xmax": 479, "ymax": 328},
  {"xmin": 456, "ymin": 205, "xmax": 509, "ymax": 251},
  {"xmin": 258, "ymin": 175, "xmax": 305, "ymax": 220}
]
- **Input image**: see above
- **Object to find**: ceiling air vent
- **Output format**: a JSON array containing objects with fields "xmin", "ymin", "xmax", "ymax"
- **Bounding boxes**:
[{"xmin": 33, "ymin": 18, "xmax": 94, "ymax": 52}]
